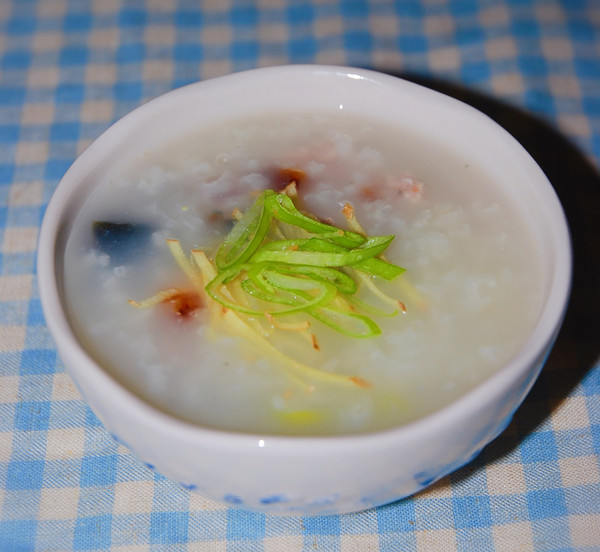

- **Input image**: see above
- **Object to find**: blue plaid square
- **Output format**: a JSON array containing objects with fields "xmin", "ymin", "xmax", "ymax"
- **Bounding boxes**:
[
  {"xmin": 285, "ymin": 4, "xmax": 315, "ymax": 24},
  {"xmin": 6, "ymin": 460, "xmax": 45, "ymax": 490},
  {"xmin": 452, "ymin": 496, "xmax": 493, "ymax": 529},
  {"xmin": 302, "ymin": 515, "xmax": 341, "ymax": 536},
  {"xmin": 288, "ymin": 37, "xmax": 318, "ymax": 61},
  {"xmin": 14, "ymin": 400, "xmax": 51, "ymax": 432},
  {"xmin": 520, "ymin": 430, "xmax": 559, "ymax": 464},
  {"xmin": 80, "ymin": 455, "xmax": 118, "ymax": 488},
  {"xmin": 150, "ymin": 511, "xmax": 189, "ymax": 544},
  {"xmin": 0, "ymin": 520, "xmax": 36, "ymax": 551},
  {"xmin": 230, "ymin": 6, "xmax": 259, "ymax": 27},
  {"xmin": 19, "ymin": 349, "xmax": 57, "ymax": 376},
  {"xmin": 226, "ymin": 509, "xmax": 265, "ymax": 541},
  {"xmin": 64, "ymin": 13, "xmax": 93, "ymax": 33},
  {"xmin": 26, "ymin": 299, "xmax": 45, "ymax": 326},
  {"xmin": 59, "ymin": 46, "xmax": 89, "ymax": 66},
  {"xmin": 118, "ymin": 8, "xmax": 147, "ymax": 27},
  {"xmin": 0, "ymin": 164, "xmax": 14, "ymax": 184},
  {"xmin": 0, "ymin": 124, "xmax": 19, "ymax": 143},
  {"xmin": 43, "ymin": 159, "xmax": 72, "ymax": 183},
  {"xmin": 526, "ymin": 488, "xmax": 568, "ymax": 520},
  {"xmin": 377, "ymin": 500, "xmax": 416, "ymax": 533}
]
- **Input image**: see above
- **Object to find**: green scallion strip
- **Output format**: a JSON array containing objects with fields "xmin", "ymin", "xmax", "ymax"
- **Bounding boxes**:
[
  {"xmin": 310, "ymin": 307, "xmax": 382, "ymax": 338},
  {"xmin": 277, "ymin": 264, "xmax": 356, "ymax": 294},
  {"xmin": 261, "ymin": 236, "xmax": 405, "ymax": 280},
  {"xmin": 251, "ymin": 235, "xmax": 395, "ymax": 267},
  {"xmin": 206, "ymin": 264, "xmax": 265, "ymax": 315},
  {"xmin": 240, "ymin": 279, "xmax": 298, "ymax": 306},
  {"xmin": 215, "ymin": 190, "xmax": 274, "ymax": 270},
  {"xmin": 353, "ymin": 257, "xmax": 406, "ymax": 280},
  {"xmin": 345, "ymin": 295, "xmax": 400, "ymax": 318},
  {"xmin": 267, "ymin": 193, "xmax": 366, "ymax": 248},
  {"xmin": 262, "ymin": 271, "xmax": 338, "ymax": 314},
  {"xmin": 298, "ymin": 237, "xmax": 405, "ymax": 280},
  {"xmin": 246, "ymin": 262, "xmax": 276, "ymax": 294}
]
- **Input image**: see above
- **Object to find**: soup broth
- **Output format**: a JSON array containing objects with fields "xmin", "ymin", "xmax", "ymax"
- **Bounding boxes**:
[{"xmin": 63, "ymin": 112, "xmax": 544, "ymax": 435}]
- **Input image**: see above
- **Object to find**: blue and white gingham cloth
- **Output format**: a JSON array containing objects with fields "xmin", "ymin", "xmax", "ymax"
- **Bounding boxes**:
[{"xmin": 1, "ymin": 1, "xmax": 599, "ymax": 550}]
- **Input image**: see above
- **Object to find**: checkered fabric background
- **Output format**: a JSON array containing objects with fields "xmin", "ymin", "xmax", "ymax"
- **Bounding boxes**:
[{"xmin": 1, "ymin": 0, "xmax": 599, "ymax": 550}]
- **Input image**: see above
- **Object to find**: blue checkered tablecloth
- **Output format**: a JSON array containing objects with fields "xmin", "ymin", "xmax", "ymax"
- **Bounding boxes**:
[{"xmin": 1, "ymin": 1, "xmax": 599, "ymax": 550}]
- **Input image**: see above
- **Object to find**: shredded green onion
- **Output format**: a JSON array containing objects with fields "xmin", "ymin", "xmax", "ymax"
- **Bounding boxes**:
[{"xmin": 208, "ymin": 189, "xmax": 406, "ymax": 338}]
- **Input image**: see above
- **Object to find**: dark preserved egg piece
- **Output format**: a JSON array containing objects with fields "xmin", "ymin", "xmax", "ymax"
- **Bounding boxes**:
[{"xmin": 93, "ymin": 221, "xmax": 154, "ymax": 264}]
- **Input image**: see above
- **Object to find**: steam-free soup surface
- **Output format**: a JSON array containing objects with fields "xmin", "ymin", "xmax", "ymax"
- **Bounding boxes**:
[{"xmin": 63, "ymin": 112, "xmax": 543, "ymax": 435}]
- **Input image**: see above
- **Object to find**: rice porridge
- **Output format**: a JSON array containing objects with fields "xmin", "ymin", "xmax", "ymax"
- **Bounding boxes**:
[{"xmin": 63, "ymin": 112, "xmax": 544, "ymax": 436}]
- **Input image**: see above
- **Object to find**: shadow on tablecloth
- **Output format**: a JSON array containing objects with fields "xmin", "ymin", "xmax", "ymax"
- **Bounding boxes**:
[{"xmin": 382, "ymin": 70, "xmax": 600, "ymax": 471}]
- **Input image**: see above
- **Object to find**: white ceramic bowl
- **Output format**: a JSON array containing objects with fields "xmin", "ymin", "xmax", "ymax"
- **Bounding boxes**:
[{"xmin": 37, "ymin": 65, "xmax": 571, "ymax": 515}]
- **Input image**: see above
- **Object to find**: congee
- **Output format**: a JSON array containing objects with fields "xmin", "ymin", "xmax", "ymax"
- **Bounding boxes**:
[{"xmin": 63, "ymin": 111, "xmax": 544, "ymax": 436}]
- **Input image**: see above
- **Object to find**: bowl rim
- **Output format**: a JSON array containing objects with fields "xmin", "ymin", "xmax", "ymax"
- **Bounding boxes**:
[{"xmin": 37, "ymin": 64, "xmax": 573, "ymax": 452}]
